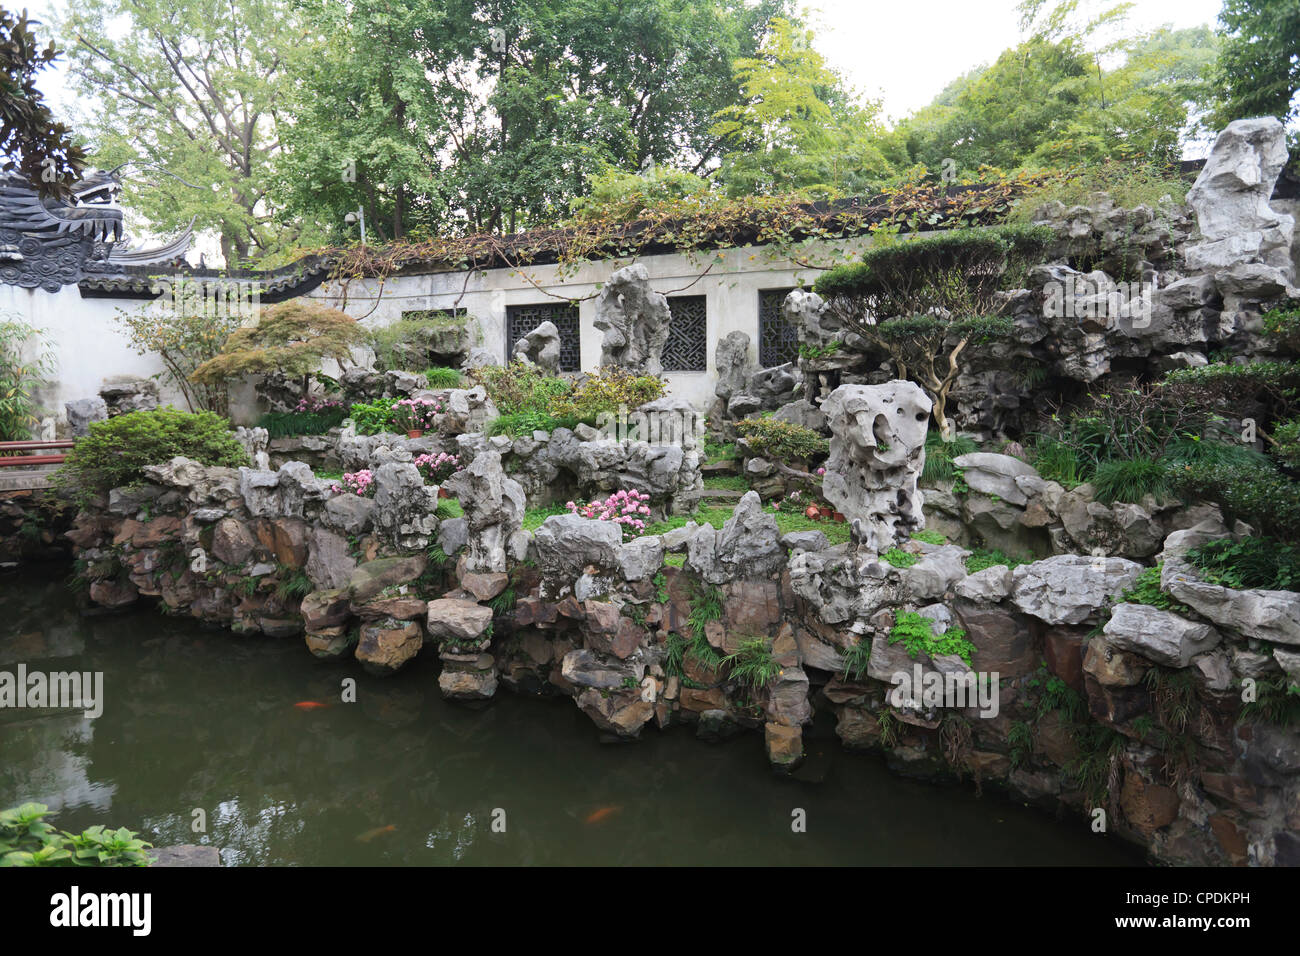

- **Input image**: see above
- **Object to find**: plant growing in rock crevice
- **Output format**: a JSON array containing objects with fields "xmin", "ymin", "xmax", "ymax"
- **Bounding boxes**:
[{"xmin": 721, "ymin": 638, "xmax": 781, "ymax": 690}]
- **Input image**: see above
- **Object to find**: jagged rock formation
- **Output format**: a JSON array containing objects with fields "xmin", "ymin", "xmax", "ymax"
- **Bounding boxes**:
[
  {"xmin": 820, "ymin": 381, "xmax": 931, "ymax": 552},
  {"xmin": 593, "ymin": 264, "xmax": 671, "ymax": 374},
  {"xmin": 511, "ymin": 319, "xmax": 562, "ymax": 373}
]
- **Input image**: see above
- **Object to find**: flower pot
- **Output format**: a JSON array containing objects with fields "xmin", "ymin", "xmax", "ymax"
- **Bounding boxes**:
[
  {"xmin": 437, "ymin": 487, "xmax": 451, "ymax": 499},
  {"xmin": 833, "ymin": 511, "xmax": 846, "ymax": 523},
  {"xmin": 406, "ymin": 429, "xmax": 424, "ymax": 439},
  {"xmin": 804, "ymin": 505, "xmax": 820, "ymax": 520}
]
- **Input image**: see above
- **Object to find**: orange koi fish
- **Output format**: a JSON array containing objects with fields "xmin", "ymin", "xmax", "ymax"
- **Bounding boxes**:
[
  {"xmin": 355, "ymin": 824, "xmax": 397, "ymax": 843},
  {"xmin": 293, "ymin": 700, "xmax": 331, "ymax": 710},
  {"xmin": 585, "ymin": 806, "xmax": 622, "ymax": 824}
]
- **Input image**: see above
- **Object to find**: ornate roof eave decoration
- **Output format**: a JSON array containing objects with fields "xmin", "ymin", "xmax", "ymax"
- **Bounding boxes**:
[
  {"xmin": 77, "ymin": 254, "xmax": 334, "ymax": 304},
  {"xmin": 106, "ymin": 217, "xmax": 196, "ymax": 267}
]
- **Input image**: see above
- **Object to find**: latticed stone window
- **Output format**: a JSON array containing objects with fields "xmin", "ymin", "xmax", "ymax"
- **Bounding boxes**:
[
  {"xmin": 758, "ymin": 287, "xmax": 798, "ymax": 367},
  {"xmin": 663, "ymin": 295, "xmax": 707, "ymax": 372},
  {"xmin": 506, "ymin": 302, "xmax": 581, "ymax": 371}
]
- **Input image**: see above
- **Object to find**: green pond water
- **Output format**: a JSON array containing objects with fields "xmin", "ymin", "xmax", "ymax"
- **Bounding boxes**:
[{"xmin": 0, "ymin": 570, "xmax": 1144, "ymax": 866}]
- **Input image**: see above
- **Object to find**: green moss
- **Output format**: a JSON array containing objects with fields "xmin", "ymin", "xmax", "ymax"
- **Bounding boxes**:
[
  {"xmin": 882, "ymin": 547, "xmax": 918, "ymax": 568},
  {"xmin": 965, "ymin": 548, "xmax": 1029, "ymax": 573},
  {"xmin": 888, "ymin": 611, "xmax": 974, "ymax": 667},
  {"xmin": 911, "ymin": 529, "xmax": 946, "ymax": 545}
]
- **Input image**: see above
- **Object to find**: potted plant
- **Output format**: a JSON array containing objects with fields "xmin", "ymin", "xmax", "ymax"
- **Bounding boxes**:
[{"xmin": 393, "ymin": 397, "xmax": 442, "ymax": 438}]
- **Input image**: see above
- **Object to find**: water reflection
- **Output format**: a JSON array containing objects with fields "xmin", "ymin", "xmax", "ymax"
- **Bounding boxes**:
[{"xmin": 0, "ymin": 571, "xmax": 1144, "ymax": 866}]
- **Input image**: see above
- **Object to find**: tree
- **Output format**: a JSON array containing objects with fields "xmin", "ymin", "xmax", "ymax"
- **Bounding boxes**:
[
  {"xmin": 710, "ymin": 17, "xmax": 893, "ymax": 198},
  {"xmin": 0, "ymin": 7, "xmax": 83, "ymax": 194},
  {"xmin": 814, "ymin": 226, "xmax": 1052, "ymax": 437},
  {"xmin": 1211, "ymin": 0, "xmax": 1300, "ymax": 135},
  {"xmin": 190, "ymin": 301, "xmax": 363, "ymax": 398},
  {"xmin": 275, "ymin": 0, "xmax": 794, "ymax": 242},
  {"xmin": 898, "ymin": 1, "xmax": 1217, "ymax": 174},
  {"xmin": 56, "ymin": 0, "xmax": 308, "ymax": 264}
]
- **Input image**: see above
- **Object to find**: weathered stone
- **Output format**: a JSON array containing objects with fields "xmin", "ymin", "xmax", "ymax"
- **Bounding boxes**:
[
  {"xmin": 1011, "ymin": 554, "xmax": 1143, "ymax": 625},
  {"xmin": 301, "ymin": 589, "xmax": 351, "ymax": 630},
  {"xmin": 1120, "ymin": 773, "xmax": 1181, "ymax": 834},
  {"xmin": 459, "ymin": 571, "xmax": 509, "ymax": 602},
  {"xmin": 1163, "ymin": 560, "xmax": 1300, "ymax": 646},
  {"xmin": 511, "ymin": 319, "xmax": 562, "ymax": 373},
  {"xmin": 304, "ymin": 626, "xmax": 353, "ymax": 660},
  {"xmin": 575, "ymin": 687, "xmax": 654, "ymax": 737},
  {"xmin": 425, "ymin": 598, "xmax": 493, "ymax": 644},
  {"xmin": 820, "ymin": 381, "xmax": 931, "ymax": 551},
  {"xmin": 1083, "ymin": 635, "xmax": 1149, "ymax": 687},
  {"xmin": 954, "ymin": 563, "xmax": 1014, "ymax": 603},
  {"xmin": 593, "ymin": 263, "xmax": 671, "ymax": 375},
  {"xmin": 951, "ymin": 452, "xmax": 1040, "ymax": 506},
  {"xmin": 323, "ymin": 493, "xmax": 374, "ymax": 535},
  {"xmin": 955, "ymin": 601, "xmax": 1038, "ymax": 678},
  {"xmin": 559, "ymin": 649, "xmax": 633, "ymax": 690},
  {"xmin": 212, "ymin": 518, "xmax": 257, "ymax": 566},
  {"xmin": 765, "ymin": 721, "xmax": 804, "ymax": 768},
  {"xmin": 305, "ymin": 526, "xmax": 356, "ymax": 590},
  {"xmin": 347, "ymin": 554, "xmax": 428, "ymax": 602},
  {"xmin": 1103, "ymin": 602, "xmax": 1221, "ymax": 668},
  {"xmin": 686, "ymin": 492, "xmax": 784, "ymax": 585}
]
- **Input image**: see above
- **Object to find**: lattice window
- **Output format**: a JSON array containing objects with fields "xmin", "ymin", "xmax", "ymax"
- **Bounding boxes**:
[
  {"xmin": 506, "ymin": 302, "xmax": 581, "ymax": 371},
  {"xmin": 758, "ymin": 288, "xmax": 798, "ymax": 367},
  {"xmin": 664, "ymin": 295, "xmax": 707, "ymax": 372}
]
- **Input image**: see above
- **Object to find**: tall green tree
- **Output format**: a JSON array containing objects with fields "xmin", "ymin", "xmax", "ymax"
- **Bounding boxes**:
[
  {"xmin": 55, "ymin": 0, "xmax": 309, "ymax": 264},
  {"xmin": 710, "ymin": 17, "xmax": 893, "ymax": 198},
  {"xmin": 1211, "ymin": 0, "xmax": 1300, "ymax": 132},
  {"xmin": 277, "ymin": 0, "xmax": 792, "ymax": 242},
  {"xmin": 899, "ymin": 1, "xmax": 1216, "ymax": 174}
]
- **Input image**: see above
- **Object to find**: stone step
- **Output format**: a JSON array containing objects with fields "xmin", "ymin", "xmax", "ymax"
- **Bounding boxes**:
[
  {"xmin": 701, "ymin": 458, "xmax": 739, "ymax": 475},
  {"xmin": 698, "ymin": 488, "xmax": 745, "ymax": 501}
]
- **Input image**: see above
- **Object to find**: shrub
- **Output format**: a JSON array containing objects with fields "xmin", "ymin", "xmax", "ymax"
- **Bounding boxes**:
[
  {"xmin": 733, "ymin": 418, "xmax": 828, "ymax": 463},
  {"xmin": 190, "ymin": 301, "xmax": 363, "ymax": 395},
  {"xmin": 1006, "ymin": 160, "xmax": 1189, "ymax": 223},
  {"xmin": 114, "ymin": 299, "xmax": 244, "ymax": 415},
  {"xmin": 965, "ymin": 548, "xmax": 1028, "ymax": 573},
  {"xmin": 721, "ymin": 638, "xmax": 782, "ymax": 690},
  {"xmin": 552, "ymin": 366, "xmax": 666, "ymax": 423},
  {"xmin": 348, "ymin": 398, "xmax": 398, "ymax": 435},
  {"xmin": 1, "ymin": 802, "xmax": 152, "ymax": 867},
  {"xmin": 471, "ymin": 361, "xmax": 573, "ymax": 416},
  {"xmin": 888, "ymin": 611, "xmax": 974, "ymax": 667},
  {"xmin": 1090, "ymin": 458, "xmax": 1170, "ymax": 505},
  {"xmin": 423, "ymin": 366, "xmax": 465, "ymax": 388},
  {"xmin": 392, "ymin": 396, "xmax": 444, "ymax": 431},
  {"xmin": 54, "ymin": 407, "xmax": 248, "ymax": 501},
  {"xmin": 814, "ymin": 226, "xmax": 1050, "ymax": 437},
  {"xmin": 1167, "ymin": 461, "xmax": 1300, "ymax": 541},
  {"xmin": 0, "ymin": 318, "xmax": 52, "ymax": 441},
  {"xmin": 1122, "ymin": 564, "xmax": 1190, "ymax": 613},
  {"xmin": 413, "ymin": 452, "xmax": 460, "ymax": 483},
  {"xmin": 922, "ymin": 432, "xmax": 977, "ymax": 484},
  {"xmin": 1186, "ymin": 537, "xmax": 1300, "ymax": 592},
  {"xmin": 257, "ymin": 396, "xmax": 348, "ymax": 438},
  {"xmin": 1260, "ymin": 301, "xmax": 1300, "ymax": 354},
  {"xmin": 1275, "ymin": 418, "xmax": 1300, "ymax": 469},
  {"xmin": 486, "ymin": 410, "xmax": 580, "ymax": 438}
]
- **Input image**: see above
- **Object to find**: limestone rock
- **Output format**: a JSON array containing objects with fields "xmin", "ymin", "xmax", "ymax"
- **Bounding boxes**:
[
  {"xmin": 1103, "ymin": 602, "xmax": 1221, "ymax": 668},
  {"xmin": 593, "ymin": 263, "xmax": 671, "ymax": 375},
  {"xmin": 1163, "ymin": 560, "xmax": 1300, "ymax": 645},
  {"xmin": 355, "ymin": 619, "xmax": 423, "ymax": 675},
  {"xmin": 426, "ymin": 598, "xmax": 493, "ymax": 644},
  {"xmin": 1010, "ymin": 554, "xmax": 1143, "ymax": 625},
  {"xmin": 511, "ymin": 319, "xmax": 562, "ymax": 373},
  {"xmin": 820, "ymin": 381, "xmax": 931, "ymax": 552}
]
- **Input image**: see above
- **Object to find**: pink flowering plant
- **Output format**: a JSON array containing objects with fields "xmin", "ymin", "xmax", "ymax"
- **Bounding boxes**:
[
  {"xmin": 331, "ymin": 469, "xmax": 376, "ymax": 498},
  {"xmin": 413, "ymin": 451, "xmax": 461, "ymax": 483},
  {"xmin": 566, "ymin": 488, "xmax": 653, "ymax": 539},
  {"xmin": 393, "ymin": 396, "xmax": 444, "ymax": 431},
  {"xmin": 293, "ymin": 395, "xmax": 344, "ymax": 414}
]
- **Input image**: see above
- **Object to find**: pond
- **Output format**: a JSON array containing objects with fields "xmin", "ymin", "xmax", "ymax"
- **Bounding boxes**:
[{"xmin": 0, "ymin": 570, "xmax": 1144, "ymax": 866}]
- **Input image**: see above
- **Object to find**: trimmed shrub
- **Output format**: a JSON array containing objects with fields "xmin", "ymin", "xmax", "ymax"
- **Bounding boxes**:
[
  {"xmin": 733, "ymin": 417, "xmax": 829, "ymax": 463},
  {"xmin": 54, "ymin": 407, "xmax": 248, "ymax": 502},
  {"xmin": 552, "ymin": 366, "xmax": 665, "ymax": 423},
  {"xmin": 1168, "ymin": 460, "xmax": 1300, "ymax": 541}
]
